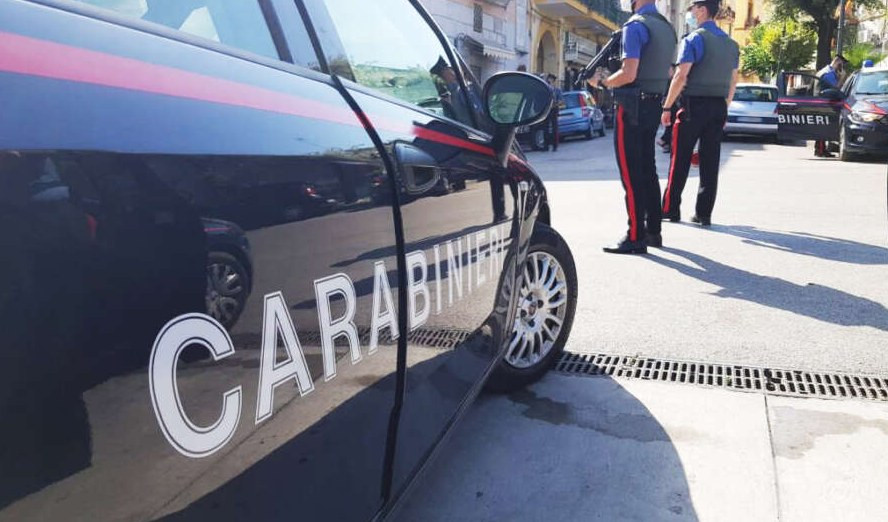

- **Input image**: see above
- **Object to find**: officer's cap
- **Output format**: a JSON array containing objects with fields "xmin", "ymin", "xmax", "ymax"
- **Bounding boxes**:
[
  {"xmin": 688, "ymin": 0, "xmax": 719, "ymax": 9},
  {"xmin": 430, "ymin": 56, "xmax": 450, "ymax": 76}
]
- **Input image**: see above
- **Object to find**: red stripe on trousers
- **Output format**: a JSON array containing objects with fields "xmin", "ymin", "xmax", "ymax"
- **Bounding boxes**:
[
  {"xmin": 616, "ymin": 105, "xmax": 638, "ymax": 241},
  {"xmin": 662, "ymin": 108, "xmax": 683, "ymax": 214}
]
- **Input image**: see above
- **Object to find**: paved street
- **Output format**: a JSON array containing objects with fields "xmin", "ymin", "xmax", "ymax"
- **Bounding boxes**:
[{"xmin": 394, "ymin": 134, "xmax": 888, "ymax": 521}]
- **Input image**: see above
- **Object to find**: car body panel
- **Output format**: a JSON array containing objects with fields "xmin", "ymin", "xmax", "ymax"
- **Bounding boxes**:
[
  {"xmin": 776, "ymin": 69, "xmax": 888, "ymax": 156},
  {"xmin": 1, "ymin": 1, "xmax": 397, "ymax": 520},
  {"xmin": 0, "ymin": 0, "xmax": 556, "ymax": 520},
  {"xmin": 776, "ymin": 71, "xmax": 843, "ymax": 141},
  {"xmin": 840, "ymin": 69, "xmax": 888, "ymax": 155}
]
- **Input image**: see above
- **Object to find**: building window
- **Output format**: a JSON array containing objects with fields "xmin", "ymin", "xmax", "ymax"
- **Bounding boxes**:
[{"xmin": 473, "ymin": 4, "xmax": 482, "ymax": 33}]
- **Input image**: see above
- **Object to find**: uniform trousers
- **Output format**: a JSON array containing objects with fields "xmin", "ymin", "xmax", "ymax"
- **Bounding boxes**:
[
  {"xmin": 662, "ymin": 96, "xmax": 727, "ymax": 220},
  {"xmin": 613, "ymin": 97, "xmax": 662, "ymax": 241}
]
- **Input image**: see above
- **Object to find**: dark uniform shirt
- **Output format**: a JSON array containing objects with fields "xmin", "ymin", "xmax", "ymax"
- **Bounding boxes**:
[{"xmin": 816, "ymin": 64, "xmax": 840, "ymax": 88}]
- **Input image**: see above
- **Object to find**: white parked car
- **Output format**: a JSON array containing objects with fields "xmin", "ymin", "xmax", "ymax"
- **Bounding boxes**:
[{"xmin": 725, "ymin": 83, "xmax": 779, "ymax": 140}]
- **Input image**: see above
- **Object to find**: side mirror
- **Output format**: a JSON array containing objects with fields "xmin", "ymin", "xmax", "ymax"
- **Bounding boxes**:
[
  {"xmin": 821, "ymin": 88, "xmax": 845, "ymax": 101},
  {"xmin": 483, "ymin": 72, "xmax": 553, "ymax": 127},
  {"xmin": 482, "ymin": 72, "xmax": 553, "ymax": 166}
]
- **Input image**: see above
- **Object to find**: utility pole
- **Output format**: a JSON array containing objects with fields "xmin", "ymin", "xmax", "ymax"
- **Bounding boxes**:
[
  {"xmin": 775, "ymin": 21, "xmax": 787, "ymax": 81},
  {"xmin": 836, "ymin": 0, "xmax": 848, "ymax": 56}
]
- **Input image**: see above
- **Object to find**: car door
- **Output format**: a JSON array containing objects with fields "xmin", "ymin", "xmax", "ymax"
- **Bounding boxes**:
[
  {"xmin": 0, "ymin": 1, "xmax": 399, "ymax": 520},
  {"xmin": 299, "ymin": 0, "xmax": 522, "ymax": 501},
  {"xmin": 776, "ymin": 71, "xmax": 843, "ymax": 141}
]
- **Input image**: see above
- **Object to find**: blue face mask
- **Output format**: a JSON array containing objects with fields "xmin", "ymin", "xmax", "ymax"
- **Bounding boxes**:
[{"xmin": 685, "ymin": 11, "xmax": 698, "ymax": 29}]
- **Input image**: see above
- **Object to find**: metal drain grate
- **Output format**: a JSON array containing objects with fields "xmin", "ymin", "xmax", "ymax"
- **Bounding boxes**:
[
  {"xmin": 556, "ymin": 352, "xmax": 888, "ymax": 402},
  {"xmin": 295, "ymin": 327, "xmax": 471, "ymax": 350}
]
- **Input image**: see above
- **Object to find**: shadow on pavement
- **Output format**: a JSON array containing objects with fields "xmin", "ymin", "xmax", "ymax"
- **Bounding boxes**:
[
  {"xmin": 394, "ymin": 375, "xmax": 698, "ymax": 521},
  {"xmin": 705, "ymin": 225, "xmax": 888, "ymax": 265},
  {"xmin": 649, "ymin": 247, "xmax": 888, "ymax": 331}
]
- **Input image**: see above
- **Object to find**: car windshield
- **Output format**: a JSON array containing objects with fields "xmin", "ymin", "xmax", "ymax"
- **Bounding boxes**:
[
  {"xmin": 855, "ymin": 71, "xmax": 888, "ymax": 95},
  {"xmin": 563, "ymin": 94, "xmax": 582, "ymax": 109},
  {"xmin": 733, "ymin": 86, "xmax": 777, "ymax": 102}
]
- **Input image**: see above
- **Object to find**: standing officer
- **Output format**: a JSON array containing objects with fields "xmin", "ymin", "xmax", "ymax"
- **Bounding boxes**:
[
  {"xmin": 660, "ymin": 0, "xmax": 739, "ymax": 227},
  {"xmin": 588, "ymin": 0, "xmax": 676, "ymax": 254},
  {"xmin": 545, "ymin": 74, "xmax": 563, "ymax": 151},
  {"xmin": 813, "ymin": 54, "xmax": 847, "ymax": 157}
]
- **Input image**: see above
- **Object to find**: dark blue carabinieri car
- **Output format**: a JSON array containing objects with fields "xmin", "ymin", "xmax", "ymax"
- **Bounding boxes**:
[{"xmin": 0, "ymin": 0, "xmax": 578, "ymax": 520}]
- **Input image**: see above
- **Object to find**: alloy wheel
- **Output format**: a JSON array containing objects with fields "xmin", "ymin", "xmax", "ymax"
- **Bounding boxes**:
[
  {"xmin": 504, "ymin": 251, "xmax": 568, "ymax": 369},
  {"xmin": 206, "ymin": 260, "xmax": 245, "ymax": 327}
]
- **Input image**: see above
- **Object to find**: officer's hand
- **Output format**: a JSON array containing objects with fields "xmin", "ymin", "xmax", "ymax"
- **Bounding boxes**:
[{"xmin": 661, "ymin": 109, "xmax": 672, "ymax": 127}]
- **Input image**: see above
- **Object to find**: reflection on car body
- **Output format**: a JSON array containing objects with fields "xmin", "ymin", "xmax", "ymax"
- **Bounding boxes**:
[{"xmin": 0, "ymin": 0, "xmax": 577, "ymax": 520}]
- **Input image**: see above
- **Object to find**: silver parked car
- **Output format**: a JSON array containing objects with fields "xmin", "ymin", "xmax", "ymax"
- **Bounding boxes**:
[{"xmin": 725, "ymin": 83, "xmax": 779, "ymax": 140}]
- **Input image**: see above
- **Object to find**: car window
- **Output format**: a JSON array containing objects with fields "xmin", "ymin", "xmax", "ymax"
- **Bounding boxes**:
[
  {"xmin": 842, "ymin": 74, "xmax": 857, "ymax": 96},
  {"xmin": 585, "ymin": 93, "xmax": 597, "ymax": 107},
  {"xmin": 855, "ymin": 71, "xmax": 888, "ymax": 95},
  {"xmin": 563, "ymin": 94, "xmax": 581, "ymax": 109},
  {"xmin": 319, "ymin": 0, "xmax": 477, "ymax": 127},
  {"xmin": 74, "ymin": 0, "xmax": 279, "ymax": 59},
  {"xmin": 733, "ymin": 86, "xmax": 777, "ymax": 102},
  {"xmin": 783, "ymin": 73, "xmax": 822, "ymax": 97}
]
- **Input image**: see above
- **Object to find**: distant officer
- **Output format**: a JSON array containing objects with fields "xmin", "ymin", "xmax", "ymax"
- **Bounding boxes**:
[
  {"xmin": 660, "ymin": 0, "xmax": 739, "ymax": 227},
  {"xmin": 813, "ymin": 54, "xmax": 847, "ymax": 158},
  {"xmin": 588, "ymin": 0, "xmax": 676, "ymax": 253},
  {"xmin": 545, "ymin": 74, "xmax": 563, "ymax": 151}
]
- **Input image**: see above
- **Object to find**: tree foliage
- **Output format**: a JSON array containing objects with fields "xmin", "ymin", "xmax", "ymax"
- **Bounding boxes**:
[
  {"xmin": 768, "ymin": 0, "xmax": 883, "ymax": 68},
  {"xmin": 842, "ymin": 42, "xmax": 886, "ymax": 71},
  {"xmin": 741, "ymin": 20, "xmax": 817, "ymax": 81}
]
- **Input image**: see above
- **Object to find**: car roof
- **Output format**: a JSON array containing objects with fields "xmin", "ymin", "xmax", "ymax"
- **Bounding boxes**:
[{"xmin": 735, "ymin": 83, "xmax": 777, "ymax": 89}]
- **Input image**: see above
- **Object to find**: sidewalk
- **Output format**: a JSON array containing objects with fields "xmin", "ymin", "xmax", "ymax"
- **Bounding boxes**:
[{"xmin": 395, "ymin": 372, "xmax": 888, "ymax": 521}]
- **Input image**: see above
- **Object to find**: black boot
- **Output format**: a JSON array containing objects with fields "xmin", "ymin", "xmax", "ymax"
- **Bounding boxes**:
[
  {"xmin": 603, "ymin": 236, "xmax": 647, "ymax": 254},
  {"xmin": 691, "ymin": 214, "xmax": 711, "ymax": 227},
  {"xmin": 645, "ymin": 233, "xmax": 663, "ymax": 248}
]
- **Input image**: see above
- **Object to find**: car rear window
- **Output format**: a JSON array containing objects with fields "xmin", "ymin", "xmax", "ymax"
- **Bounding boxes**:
[
  {"xmin": 855, "ymin": 71, "xmax": 888, "ymax": 95},
  {"xmin": 74, "ymin": 0, "xmax": 279, "ymax": 60},
  {"xmin": 563, "ymin": 94, "xmax": 582, "ymax": 109},
  {"xmin": 733, "ymin": 87, "xmax": 777, "ymax": 102}
]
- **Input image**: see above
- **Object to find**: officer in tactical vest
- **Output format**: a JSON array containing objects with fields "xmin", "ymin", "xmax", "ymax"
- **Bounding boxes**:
[
  {"xmin": 589, "ymin": 0, "xmax": 676, "ymax": 254},
  {"xmin": 660, "ymin": 0, "xmax": 739, "ymax": 227}
]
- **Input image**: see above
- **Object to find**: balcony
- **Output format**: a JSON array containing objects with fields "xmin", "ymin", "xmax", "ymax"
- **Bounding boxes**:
[
  {"xmin": 579, "ymin": 0, "xmax": 630, "ymax": 26},
  {"xmin": 564, "ymin": 32, "xmax": 599, "ymax": 63},
  {"xmin": 535, "ymin": 0, "xmax": 626, "ymax": 33}
]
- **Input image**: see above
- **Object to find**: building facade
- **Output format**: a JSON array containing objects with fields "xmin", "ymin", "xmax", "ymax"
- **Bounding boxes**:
[
  {"xmin": 424, "ymin": 0, "xmax": 529, "ymax": 82},
  {"xmin": 530, "ymin": 0, "xmax": 627, "ymax": 89}
]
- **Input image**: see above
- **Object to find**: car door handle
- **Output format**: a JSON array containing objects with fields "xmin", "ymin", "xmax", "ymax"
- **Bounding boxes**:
[
  {"xmin": 393, "ymin": 142, "xmax": 441, "ymax": 195},
  {"xmin": 781, "ymin": 102, "xmax": 798, "ymax": 106}
]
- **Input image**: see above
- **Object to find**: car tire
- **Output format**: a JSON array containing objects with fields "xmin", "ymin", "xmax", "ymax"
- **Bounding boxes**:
[
  {"xmin": 206, "ymin": 251, "xmax": 250, "ymax": 330},
  {"xmin": 485, "ymin": 224, "xmax": 578, "ymax": 392},
  {"xmin": 839, "ymin": 124, "xmax": 857, "ymax": 162},
  {"xmin": 532, "ymin": 128, "xmax": 547, "ymax": 150}
]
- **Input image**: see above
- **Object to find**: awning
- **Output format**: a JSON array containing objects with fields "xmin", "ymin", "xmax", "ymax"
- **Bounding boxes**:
[
  {"xmin": 461, "ymin": 35, "xmax": 516, "ymax": 61},
  {"xmin": 483, "ymin": 44, "xmax": 516, "ymax": 60}
]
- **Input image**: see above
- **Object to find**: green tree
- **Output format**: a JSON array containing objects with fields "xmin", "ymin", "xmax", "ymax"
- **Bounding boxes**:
[
  {"xmin": 769, "ymin": 0, "xmax": 884, "ymax": 69},
  {"xmin": 842, "ymin": 42, "xmax": 886, "ymax": 71},
  {"xmin": 741, "ymin": 20, "xmax": 817, "ymax": 81}
]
